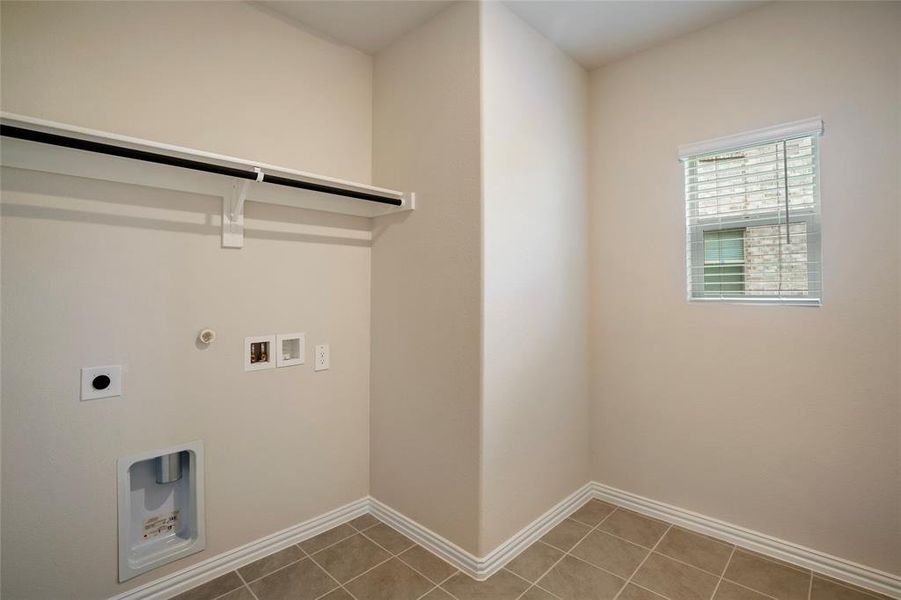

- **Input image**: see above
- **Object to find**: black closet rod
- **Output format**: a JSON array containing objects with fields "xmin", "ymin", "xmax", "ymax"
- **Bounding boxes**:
[{"xmin": 0, "ymin": 124, "xmax": 403, "ymax": 207}]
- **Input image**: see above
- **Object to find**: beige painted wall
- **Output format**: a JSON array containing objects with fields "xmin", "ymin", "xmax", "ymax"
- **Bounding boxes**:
[
  {"xmin": 1, "ymin": 2, "xmax": 374, "ymax": 597},
  {"xmin": 370, "ymin": 1, "xmax": 484, "ymax": 554},
  {"xmin": 588, "ymin": 1, "xmax": 901, "ymax": 574},
  {"xmin": 0, "ymin": 0, "xmax": 371, "ymax": 182},
  {"xmin": 479, "ymin": 2, "xmax": 590, "ymax": 554}
]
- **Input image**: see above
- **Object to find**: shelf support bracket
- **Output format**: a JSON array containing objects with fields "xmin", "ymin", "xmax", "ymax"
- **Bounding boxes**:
[{"xmin": 222, "ymin": 167, "xmax": 263, "ymax": 248}]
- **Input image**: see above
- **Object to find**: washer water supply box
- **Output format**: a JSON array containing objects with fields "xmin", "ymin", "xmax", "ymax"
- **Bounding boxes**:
[{"xmin": 117, "ymin": 441, "xmax": 206, "ymax": 581}]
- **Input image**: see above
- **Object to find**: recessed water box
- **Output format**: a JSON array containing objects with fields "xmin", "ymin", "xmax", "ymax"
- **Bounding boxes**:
[{"xmin": 117, "ymin": 441, "xmax": 205, "ymax": 582}]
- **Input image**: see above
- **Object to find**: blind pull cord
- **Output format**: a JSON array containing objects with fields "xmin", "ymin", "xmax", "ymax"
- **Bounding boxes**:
[{"xmin": 783, "ymin": 140, "xmax": 790, "ymax": 243}]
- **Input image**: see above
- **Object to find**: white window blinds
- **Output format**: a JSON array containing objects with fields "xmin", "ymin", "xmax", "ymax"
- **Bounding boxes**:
[{"xmin": 683, "ymin": 120, "xmax": 823, "ymax": 305}]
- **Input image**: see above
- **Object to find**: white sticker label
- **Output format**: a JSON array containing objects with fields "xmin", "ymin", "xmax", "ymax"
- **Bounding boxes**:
[{"xmin": 143, "ymin": 510, "xmax": 179, "ymax": 540}]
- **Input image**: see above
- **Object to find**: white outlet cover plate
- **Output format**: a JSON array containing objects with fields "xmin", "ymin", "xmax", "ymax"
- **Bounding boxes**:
[
  {"xmin": 314, "ymin": 344, "xmax": 330, "ymax": 372},
  {"xmin": 81, "ymin": 365, "xmax": 122, "ymax": 401},
  {"xmin": 244, "ymin": 335, "xmax": 276, "ymax": 372},
  {"xmin": 276, "ymin": 333, "xmax": 305, "ymax": 368}
]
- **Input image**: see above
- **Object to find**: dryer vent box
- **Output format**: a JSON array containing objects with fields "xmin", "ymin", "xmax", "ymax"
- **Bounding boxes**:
[{"xmin": 117, "ymin": 441, "xmax": 205, "ymax": 581}]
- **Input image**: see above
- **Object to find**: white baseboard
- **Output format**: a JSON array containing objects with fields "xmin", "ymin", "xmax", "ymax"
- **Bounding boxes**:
[
  {"xmin": 110, "ymin": 483, "xmax": 901, "ymax": 600},
  {"xmin": 370, "ymin": 482, "xmax": 594, "ymax": 581},
  {"xmin": 592, "ymin": 482, "xmax": 901, "ymax": 599},
  {"xmin": 110, "ymin": 497, "xmax": 369, "ymax": 600}
]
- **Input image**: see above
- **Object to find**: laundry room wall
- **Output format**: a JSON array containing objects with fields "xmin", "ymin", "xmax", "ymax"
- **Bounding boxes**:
[{"xmin": 1, "ymin": 2, "xmax": 375, "ymax": 597}]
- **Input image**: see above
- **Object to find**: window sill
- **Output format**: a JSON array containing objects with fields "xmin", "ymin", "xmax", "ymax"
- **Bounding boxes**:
[{"xmin": 689, "ymin": 297, "xmax": 821, "ymax": 307}]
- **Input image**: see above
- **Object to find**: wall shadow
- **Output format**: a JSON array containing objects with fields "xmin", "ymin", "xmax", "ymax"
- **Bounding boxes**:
[{"xmin": 0, "ymin": 167, "xmax": 374, "ymax": 247}]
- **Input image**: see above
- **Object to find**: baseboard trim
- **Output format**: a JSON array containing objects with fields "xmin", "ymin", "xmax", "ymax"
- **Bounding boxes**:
[
  {"xmin": 110, "ymin": 483, "xmax": 901, "ymax": 600},
  {"xmin": 370, "ymin": 482, "xmax": 593, "ymax": 580},
  {"xmin": 479, "ymin": 482, "xmax": 594, "ymax": 577},
  {"xmin": 591, "ymin": 482, "xmax": 901, "ymax": 599},
  {"xmin": 110, "ymin": 497, "xmax": 369, "ymax": 600}
]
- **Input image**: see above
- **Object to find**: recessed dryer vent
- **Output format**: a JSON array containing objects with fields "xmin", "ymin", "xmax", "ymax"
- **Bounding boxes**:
[{"xmin": 117, "ymin": 441, "xmax": 205, "ymax": 582}]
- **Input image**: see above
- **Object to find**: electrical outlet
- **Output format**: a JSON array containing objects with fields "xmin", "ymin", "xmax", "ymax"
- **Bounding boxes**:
[{"xmin": 314, "ymin": 344, "xmax": 329, "ymax": 372}]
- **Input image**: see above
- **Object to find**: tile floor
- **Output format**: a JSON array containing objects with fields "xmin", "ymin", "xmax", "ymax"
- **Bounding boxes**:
[{"xmin": 173, "ymin": 502, "xmax": 893, "ymax": 600}]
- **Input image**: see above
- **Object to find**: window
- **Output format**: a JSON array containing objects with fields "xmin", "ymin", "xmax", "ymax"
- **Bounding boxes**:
[{"xmin": 681, "ymin": 119, "xmax": 823, "ymax": 305}]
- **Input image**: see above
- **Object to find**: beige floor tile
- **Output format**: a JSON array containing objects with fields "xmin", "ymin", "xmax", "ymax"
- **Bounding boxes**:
[
  {"xmin": 423, "ymin": 588, "xmax": 456, "ymax": 600},
  {"xmin": 618, "ymin": 583, "xmax": 670, "ymax": 600},
  {"xmin": 714, "ymin": 580, "xmax": 774, "ymax": 600},
  {"xmin": 300, "ymin": 524, "xmax": 357, "ymax": 555},
  {"xmin": 655, "ymin": 527, "xmax": 733, "ymax": 575},
  {"xmin": 349, "ymin": 514, "xmax": 381, "ymax": 532},
  {"xmin": 345, "ymin": 557, "xmax": 434, "ymax": 600},
  {"xmin": 538, "ymin": 555, "xmax": 625, "ymax": 600},
  {"xmin": 540, "ymin": 519, "xmax": 592, "ymax": 552},
  {"xmin": 313, "ymin": 534, "xmax": 392, "ymax": 583},
  {"xmin": 249, "ymin": 558, "xmax": 338, "ymax": 600},
  {"xmin": 505, "ymin": 542, "xmax": 565, "ymax": 582},
  {"xmin": 172, "ymin": 572, "xmax": 244, "ymax": 600},
  {"xmin": 399, "ymin": 545, "xmax": 458, "ymax": 584},
  {"xmin": 739, "ymin": 550, "xmax": 808, "ymax": 572},
  {"xmin": 598, "ymin": 510, "xmax": 669, "ymax": 549},
  {"xmin": 319, "ymin": 590, "xmax": 355, "ymax": 600},
  {"xmin": 570, "ymin": 500, "xmax": 617, "ymax": 527},
  {"xmin": 570, "ymin": 530, "xmax": 648, "ymax": 578},
  {"xmin": 632, "ymin": 553, "xmax": 719, "ymax": 600},
  {"xmin": 238, "ymin": 545, "xmax": 305, "ymax": 582},
  {"xmin": 364, "ymin": 522, "xmax": 416, "ymax": 554},
  {"xmin": 811, "ymin": 576, "xmax": 891, "ymax": 600},
  {"xmin": 724, "ymin": 550, "xmax": 811, "ymax": 600},
  {"xmin": 521, "ymin": 586, "xmax": 559, "ymax": 600},
  {"xmin": 217, "ymin": 587, "xmax": 256, "ymax": 600},
  {"xmin": 442, "ymin": 570, "xmax": 531, "ymax": 599}
]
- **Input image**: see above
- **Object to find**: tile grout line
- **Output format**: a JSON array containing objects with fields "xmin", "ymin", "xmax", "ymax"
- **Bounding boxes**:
[
  {"xmin": 184, "ymin": 507, "xmax": 890, "ymax": 600},
  {"xmin": 225, "ymin": 515, "xmax": 456, "ymax": 600},
  {"xmin": 813, "ymin": 575, "xmax": 893, "ymax": 600},
  {"xmin": 348, "ymin": 518, "xmax": 381, "ymax": 534},
  {"xmin": 506, "ymin": 566, "xmax": 564, "ymax": 600},
  {"xmin": 708, "ymin": 544, "xmax": 737, "ymax": 600},
  {"xmin": 240, "ymin": 544, "xmax": 309, "ymax": 586},
  {"xmin": 510, "ymin": 515, "xmax": 604, "ymax": 599},
  {"xmin": 361, "ymin": 511, "xmax": 466, "ymax": 600},
  {"xmin": 573, "ymin": 519, "xmax": 738, "ymax": 580},
  {"xmin": 580, "ymin": 527, "xmax": 656, "ymax": 553},
  {"xmin": 359, "ymin": 525, "xmax": 464, "ymax": 600},
  {"xmin": 551, "ymin": 506, "xmax": 635, "ymax": 595},
  {"xmin": 232, "ymin": 569, "xmax": 261, "ymax": 600},
  {"xmin": 399, "ymin": 552, "xmax": 463, "ymax": 598},
  {"xmin": 327, "ymin": 526, "xmax": 434, "ymax": 597},
  {"xmin": 412, "ymin": 584, "xmax": 439, "ymax": 600},
  {"xmin": 610, "ymin": 523, "xmax": 674, "ymax": 600},
  {"xmin": 305, "ymin": 524, "xmax": 405, "ymax": 600},
  {"xmin": 512, "ymin": 504, "xmax": 622, "ymax": 600},
  {"xmin": 651, "ymin": 545, "xmax": 738, "ymax": 580},
  {"xmin": 207, "ymin": 577, "xmax": 249, "ymax": 600},
  {"xmin": 416, "ymin": 570, "xmax": 463, "ymax": 600},
  {"xmin": 306, "ymin": 545, "xmax": 365, "ymax": 600},
  {"xmin": 302, "ymin": 527, "xmax": 359, "ymax": 556},
  {"xmin": 432, "ymin": 569, "xmax": 467, "ymax": 600},
  {"xmin": 720, "ymin": 578, "xmax": 783, "ymax": 600}
]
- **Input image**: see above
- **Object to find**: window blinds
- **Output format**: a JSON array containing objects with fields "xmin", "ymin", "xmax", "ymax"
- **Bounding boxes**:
[{"xmin": 683, "ymin": 123, "xmax": 822, "ymax": 305}]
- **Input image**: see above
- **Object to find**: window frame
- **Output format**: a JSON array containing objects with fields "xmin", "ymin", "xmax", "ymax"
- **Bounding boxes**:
[
  {"xmin": 689, "ymin": 211, "xmax": 820, "ymax": 303},
  {"xmin": 681, "ymin": 119, "xmax": 824, "ymax": 307}
]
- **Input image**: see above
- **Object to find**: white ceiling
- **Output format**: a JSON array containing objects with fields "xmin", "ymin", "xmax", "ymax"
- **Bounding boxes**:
[
  {"xmin": 257, "ymin": 1, "xmax": 765, "ymax": 68},
  {"xmin": 504, "ymin": 1, "xmax": 766, "ymax": 69},
  {"xmin": 255, "ymin": 1, "xmax": 454, "ymax": 54}
]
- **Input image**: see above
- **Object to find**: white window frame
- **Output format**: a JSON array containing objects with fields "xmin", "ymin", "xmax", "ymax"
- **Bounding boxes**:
[{"xmin": 680, "ymin": 118, "xmax": 824, "ymax": 306}]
